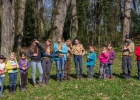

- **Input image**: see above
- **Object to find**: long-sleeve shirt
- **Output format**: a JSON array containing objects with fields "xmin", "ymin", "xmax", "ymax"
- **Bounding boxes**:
[
  {"xmin": 6, "ymin": 60, "xmax": 19, "ymax": 73},
  {"xmin": 18, "ymin": 59, "xmax": 30, "ymax": 73},
  {"xmin": 27, "ymin": 43, "xmax": 44, "ymax": 61},
  {"xmin": 99, "ymin": 52, "xmax": 109, "ymax": 63}
]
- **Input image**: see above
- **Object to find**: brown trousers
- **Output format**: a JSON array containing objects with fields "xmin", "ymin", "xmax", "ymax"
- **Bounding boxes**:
[{"xmin": 64, "ymin": 56, "xmax": 71, "ymax": 79}]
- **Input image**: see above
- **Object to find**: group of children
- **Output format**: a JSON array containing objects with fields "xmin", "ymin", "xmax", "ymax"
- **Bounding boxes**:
[{"xmin": 0, "ymin": 35, "xmax": 140, "ymax": 98}]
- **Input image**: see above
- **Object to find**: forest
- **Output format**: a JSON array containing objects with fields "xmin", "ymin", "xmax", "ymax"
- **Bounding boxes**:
[{"xmin": 0, "ymin": 0, "xmax": 140, "ymax": 58}]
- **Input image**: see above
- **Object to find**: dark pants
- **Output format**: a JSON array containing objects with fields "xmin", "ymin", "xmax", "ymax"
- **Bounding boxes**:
[
  {"xmin": 42, "ymin": 59, "xmax": 52, "ymax": 83},
  {"xmin": 64, "ymin": 56, "xmax": 71, "ymax": 80},
  {"xmin": 137, "ymin": 60, "xmax": 140, "ymax": 80},
  {"xmin": 74, "ymin": 55, "xmax": 83, "ymax": 77},
  {"xmin": 20, "ymin": 72, "xmax": 28, "ymax": 89},
  {"xmin": 122, "ymin": 56, "xmax": 132, "ymax": 78},
  {"xmin": 99, "ymin": 63, "xmax": 108, "ymax": 79}
]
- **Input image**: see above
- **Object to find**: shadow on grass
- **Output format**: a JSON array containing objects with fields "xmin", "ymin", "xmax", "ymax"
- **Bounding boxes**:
[{"xmin": 113, "ymin": 73, "xmax": 124, "ymax": 79}]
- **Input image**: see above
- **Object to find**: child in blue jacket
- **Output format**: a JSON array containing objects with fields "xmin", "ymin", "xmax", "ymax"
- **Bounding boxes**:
[
  {"xmin": 54, "ymin": 37, "xmax": 68, "ymax": 82},
  {"xmin": 86, "ymin": 45, "xmax": 97, "ymax": 78}
]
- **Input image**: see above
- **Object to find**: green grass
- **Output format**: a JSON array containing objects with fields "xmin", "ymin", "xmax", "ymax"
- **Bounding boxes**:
[{"xmin": 1, "ymin": 52, "xmax": 140, "ymax": 100}]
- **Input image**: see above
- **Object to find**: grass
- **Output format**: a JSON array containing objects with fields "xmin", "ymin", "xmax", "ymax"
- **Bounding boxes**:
[{"xmin": 1, "ymin": 52, "xmax": 140, "ymax": 100}]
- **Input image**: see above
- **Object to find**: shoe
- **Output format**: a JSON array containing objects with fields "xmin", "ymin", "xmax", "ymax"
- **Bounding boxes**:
[
  {"xmin": 39, "ymin": 83, "xmax": 45, "ymax": 87},
  {"xmin": 46, "ymin": 82, "xmax": 50, "ymax": 85},
  {"xmin": 76, "ymin": 76, "xmax": 79, "ymax": 80},
  {"xmin": 9, "ymin": 85, "xmax": 13, "ymax": 94},
  {"xmin": 61, "ymin": 78, "xmax": 64, "ymax": 82},
  {"xmin": 57, "ymin": 78, "xmax": 60, "ymax": 82},
  {"xmin": 33, "ymin": 83, "xmax": 38, "ymax": 88},
  {"xmin": 79, "ymin": 76, "xmax": 82, "ymax": 80},
  {"xmin": 13, "ymin": 85, "xmax": 16, "ymax": 94},
  {"xmin": 21, "ymin": 88, "xmax": 25, "ymax": 91},
  {"xmin": 109, "ymin": 76, "xmax": 114, "ymax": 79},
  {"xmin": 99, "ymin": 75, "xmax": 103, "ymax": 79},
  {"xmin": 106, "ymin": 75, "xmax": 110, "ymax": 79}
]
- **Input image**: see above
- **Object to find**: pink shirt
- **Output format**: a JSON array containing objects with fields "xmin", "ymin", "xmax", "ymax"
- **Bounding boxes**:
[{"xmin": 99, "ymin": 52, "xmax": 109, "ymax": 63}]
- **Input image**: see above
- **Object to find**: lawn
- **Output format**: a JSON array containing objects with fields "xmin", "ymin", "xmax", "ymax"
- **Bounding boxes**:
[{"xmin": 1, "ymin": 52, "xmax": 140, "ymax": 100}]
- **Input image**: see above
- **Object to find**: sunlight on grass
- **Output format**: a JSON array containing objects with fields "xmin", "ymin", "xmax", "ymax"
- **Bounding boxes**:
[{"xmin": 1, "ymin": 52, "xmax": 140, "ymax": 100}]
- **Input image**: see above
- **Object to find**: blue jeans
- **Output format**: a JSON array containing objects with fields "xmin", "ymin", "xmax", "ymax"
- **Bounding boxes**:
[
  {"xmin": 56, "ymin": 57, "xmax": 65, "ymax": 79},
  {"xmin": 0, "ymin": 77, "xmax": 4, "ymax": 93},
  {"xmin": 137, "ymin": 61, "xmax": 140, "ymax": 80},
  {"xmin": 8, "ymin": 72, "xmax": 18, "ymax": 87},
  {"xmin": 31, "ymin": 61, "xmax": 43, "ymax": 84},
  {"xmin": 87, "ymin": 66, "xmax": 94, "ymax": 77},
  {"xmin": 108, "ymin": 64, "xmax": 113, "ymax": 76},
  {"xmin": 74, "ymin": 55, "xmax": 83, "ymax": 76}
]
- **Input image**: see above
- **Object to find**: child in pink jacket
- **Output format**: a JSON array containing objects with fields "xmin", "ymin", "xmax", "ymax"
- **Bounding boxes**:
[{"xmin": 99, "ymin": 47, "xmax": 109, "ymax": 79}]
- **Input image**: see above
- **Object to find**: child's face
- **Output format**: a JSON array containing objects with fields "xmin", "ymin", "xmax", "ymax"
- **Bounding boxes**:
[
  {"xmin": 0, "ymin": 59, "xmax": 4, "ymax": 63},
  {"xmin": 10, "ymin": 54, "xmax": 15, "ymax": 61},
  {"xmin": 89, "ymin": 47, "xmax": 94, "ymax": 52},
  {"xmin": 58, "ymin": 38, "xmax": 62, "ymax": 43},
  {"xmin": 21, "ymin": 55, "xmax": 26, "ymax": 60},
  {"xmin": 108, "ymin": 46, "xmax": 112, "ymax": 50},
  {"xmin": 67, "ymin": 41, "xmax": 71, "ymax": 46},
  {"xmin": 46, "ymin": 41, "xmax": 51, "ymax": 46},
  {"xmin": 102, "ymin": 48, "xmax": 107, "ymax": 52}
]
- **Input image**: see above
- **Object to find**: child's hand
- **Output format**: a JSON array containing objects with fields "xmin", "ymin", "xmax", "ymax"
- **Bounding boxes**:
[
  {"xmin": 13, "ymin": 65, "xmax": 17, "ymax": 69},
  {"xmin": 33, "ymin": 53, "xmax": 38, "ymax": 57}
]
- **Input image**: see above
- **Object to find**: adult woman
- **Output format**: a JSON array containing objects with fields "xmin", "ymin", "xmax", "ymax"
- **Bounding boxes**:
[
  {"xmin": 72, "ymin": 38, "xmax": 85, "ymax": 80},
  {"xmin": 27, "ymin": 39, "xmax": 44, "ymax": 87},
  {"xmin": 54, "ymin": 37, "xmax": 68, "ymax": 82},
  {"xmin": 41, "ymin": 39, "xmax": 54, "ymax": 84}
]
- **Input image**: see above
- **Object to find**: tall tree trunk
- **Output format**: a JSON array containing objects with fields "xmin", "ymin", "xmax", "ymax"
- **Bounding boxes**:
[
  {"xmin": 123, "ymin": 0, "xmax": 131, "ymax": 40},
  {"xmin": 49, "ymin": 0, "xmax": 70, "ymax": 43},
  {"xmin": 15, "ymin": 0, "xmax": 26, "ymax": 55},
  {"xmin": 70, "ymin": 0, "xmax": 78, "ymax": 41},
  {"xmin": 1, "ymin": 0, "xmax": 15, "ymax": 59}
]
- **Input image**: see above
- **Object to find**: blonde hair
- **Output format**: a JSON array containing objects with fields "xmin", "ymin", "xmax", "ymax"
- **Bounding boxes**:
[
  {"xmin": 9, "ymin": 52, "xmax": 16, "ymax": 61},
  {"xmin": 89, "ymin": 45, "xmax": 96, "ymax": 51},
  {"xmin": 57, "ymin": 36, "xmax": 64, "ymax": 42},
  {"xmin": 65, "ymin": 39, "xmax": 72, "ymax": 48},
  {"xmin": 102, "ymin": 47, "xmax": 107, "ymax": 51}
]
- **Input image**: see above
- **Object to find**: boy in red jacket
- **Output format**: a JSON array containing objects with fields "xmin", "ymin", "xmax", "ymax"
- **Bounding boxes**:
[{"xmin": 135, "ymin": 45, "xmax": 140, "ymax": 81}]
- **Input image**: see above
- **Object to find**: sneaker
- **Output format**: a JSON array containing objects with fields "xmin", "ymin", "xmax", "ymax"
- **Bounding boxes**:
[
  {"xmin": 109, "ymin": 76, "xmax": 114, "ymax": 79},
  {"xmin": 33, "ymin": 83, "xmax": 38, "ymax": 88},
  {"xmin": 106, "ymin": 75, "xmax": 110, "ymax": 79},
  {"xmin": 21, "ymin": 88, "xmax": 25, "ymax": 91}
]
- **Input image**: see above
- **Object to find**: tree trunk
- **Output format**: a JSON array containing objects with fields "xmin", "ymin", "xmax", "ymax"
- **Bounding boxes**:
[
  {"xmin": 1, "ymin": 0, "xmax": 15, "ymax": 59},
  {"xmin": 70, "ymin": 0, "xmax": 78, "ymax": 41},
  {"xmin": 49, "ymin": 0, "xmax": 70, "ymax": 43},
  {"xmin": 123, "ymin": 0, "xmax": 131, "ymax": 40},
  {"xmin": 16, "ymin": 0, "xmax": 26, "ymax": 55}
]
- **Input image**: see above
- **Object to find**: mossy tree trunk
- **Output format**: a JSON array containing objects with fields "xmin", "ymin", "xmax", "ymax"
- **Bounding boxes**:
[{"xmin": 1, "ymin": 0, "xmax": 15, "ymax": 59}]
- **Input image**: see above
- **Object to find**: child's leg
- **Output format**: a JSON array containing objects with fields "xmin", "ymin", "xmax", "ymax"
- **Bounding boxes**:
[
  {"xmin": 0, "ymin": 77, "xmax": 4, "ymax": 93},
  {"xmin": 67, "ymin": 57, "xmax": 71, "ymax": 79},
  {"xmin": 20, "ymin": 73, "xmax": 24, "ymax": 89},
  {"xmin": 13, "ymin": 72, "xmax": 18, "ymax": 93},
  {"xmin": 8, "ymin": 73, "xmax": 14, "ymax": 93},
  {"xmin": 91, "ymin": 66, "xmax": 94, "ymax": 78},
  {"xmin": 64, "ymin": 60, "xmax": 68, "ymax": 80},
  {"xmin": 74, "ymin": 56, "xmax": 79, "ymax": 77},
  {"xmin": 87, "ymin": 66, "xmax": 90, "ymax": 78},
  {"xmin": 24, "ymin": 72, "xmax": 28, "ymax": 88},
  {"xmin": 79, "ymin": 56, "xmax": 83, "ymax": 77},
  {"xmin": 42, "ymin": 60, "xmax": 47, "ymax": 83},
  {"xmin": 37, "ymin": 62, "xmax": 43, "ymax": 83},
  {"xmin": 56, "ymin": 59, "xmax": 60, "ymax": 80},
  {"xmin": 46, "ymin": 60, "xmax": 52, "ymax": 83},
  {"xmin": 109, "ymin": 64, "xmax": 113, "ymax": 76},
  {"xmin": 137, "ymin": 61, "xmax": 140, "ymax": 80},
  {"xmin": 60, "ymin": 57, "xmax": 65, "ymax": 79},
  {"xmin": 99, "ymin": 63, "xmax": 104, "ymax": 77},
  {"xmin": 31, "ymin": 62, "xmax": 37, "ymax": 84}
]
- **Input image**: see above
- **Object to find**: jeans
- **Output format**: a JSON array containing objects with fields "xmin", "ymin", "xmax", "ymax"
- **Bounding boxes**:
[
  {"xmin": 137, "ymin": 60, "xmax": 140, "ymax": 80},
  {"xmin": 122, "ymin": 56, "xmax": 132, "ymax": 78},
  {"xmin": 87, "ymin": 66, "xmax": 94, "ymax": 78},
  {"xmin": 99, "ymin": 63, "xmax": 108, "ymax": 79},
  {"xmin": 42, "ymin": 60, "xmax": 52, "ymax": 83},
  {"xmin": 31, "ymin": 61, "xmax": 43, "ymax": 84},
  {"xmin": 8, "ymin": 72, "xmax": 18, "ymax": 87},
  {"xmin": 74, "ymin": 55, "xmax": 83, "ymax": 76},
  {"xmin": 56, "ymin": 57, "xmax": 65, "ymax": 79},
  {"xmin": 0, "ymin": 77, "xmax": 4, "ymax": 93},
  {"xmin": 107, "ymin": 64, "xmax": 113, "ymax": 76}
]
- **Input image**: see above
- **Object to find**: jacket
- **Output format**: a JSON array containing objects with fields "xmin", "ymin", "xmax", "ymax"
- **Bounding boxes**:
[
  {"xmin": 27, "ymin": 43, "xmax": 44, "ymax": 61},
  {"xmin": 18, "ymin": 59, "xmax": 30, "ymax": 73},
  {"xmin": 99, "ymin": 52, "xmax": 109, "ymax": 63},
  {"xmin": 135, "ymin": 45, "xmax": 140, "ymax": 61},
  {"xmin": 122, "ymin": 41, "xmax": 135, "ymax": 56},
  {"xmin": 108, "ymin": 50, "xmax": 115, "ymax": 64},
  {"xmin": 86, "ymin": 52, "xmax": 96, "ymax": 66},
  {"xmin": 6, "ymin": 60, "xmax": 19, "ymax": 73},
  {"xmin": 41, "ymin": 50, "xmax": 55, "ymax": 62},
  {"xmin": 54, "ymin": 42, "xmax": 68, "ymax": 61}
]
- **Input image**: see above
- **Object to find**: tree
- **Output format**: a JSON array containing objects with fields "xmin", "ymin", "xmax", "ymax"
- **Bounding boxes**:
[
  {"xmin": 49, "ymin": 0, "xmax": 71, "ymax": 43},
  {"xmin": 123, "ymin": 0, "xmax": 131, "ymax": 40},
  {"xmin": 0, "ymin": 0, "xmax": 15, "ymax": 59}
]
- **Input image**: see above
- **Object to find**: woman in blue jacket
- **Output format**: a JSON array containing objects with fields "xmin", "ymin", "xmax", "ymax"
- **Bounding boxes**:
[
  {"xmin": 86, "ymin": 45, "xmax": 97, "ymax": 78},
  {"xmin": 54, "ymin": 37, "xmax": 68, "ymax": 82}
]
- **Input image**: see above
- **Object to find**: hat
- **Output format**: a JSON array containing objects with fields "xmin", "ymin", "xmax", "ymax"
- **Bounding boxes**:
[
  {"xmin": 0, "ymin": 55, "xmax": 6, "ymax": 59},
  {"xmin": 125, "ymin": 34, "xmax": 131, "ymax": 39}
]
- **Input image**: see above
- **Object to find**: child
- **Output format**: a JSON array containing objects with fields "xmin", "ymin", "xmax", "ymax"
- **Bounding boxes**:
[
  {"xmin": 0, "ymin": 55, "xmax": 6, "ymax": 97},
  {"xmin": 6, "ymin": 52, "xmax": 19, "ymax": 94},
  {"xmin": 135, "ymin": 44, "xmax": 140, "ymax": 81},
  {"xmin": 18, "ymin": 52, "xmax": 30, "ymax": 91},
  {"xmin": 54, "ymin": 37, "xmax": 68, "ymax": 82},
  {"xmin": 107, "ymin": 44, "xmax": 115, "ymax": 78},
  {"xmin": 72, "ymin": 38, "xmax": 85, "ymax": 80},
  {"xmin": 64, "ymin": 39, "xmax": 72, "ymax": 80},
  {"xmin": 99, "ymin": 47, "xmax": 109, "ymax": 79},
  {"xmin": 86, "ymin": 46, "xmax": 96, "ymax": 78}
]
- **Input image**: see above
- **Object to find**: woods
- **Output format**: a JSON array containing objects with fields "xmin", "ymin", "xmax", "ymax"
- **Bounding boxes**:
[{"xmin": 0, "ymin": 0, "xmax": 140, "ymax": 58}]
